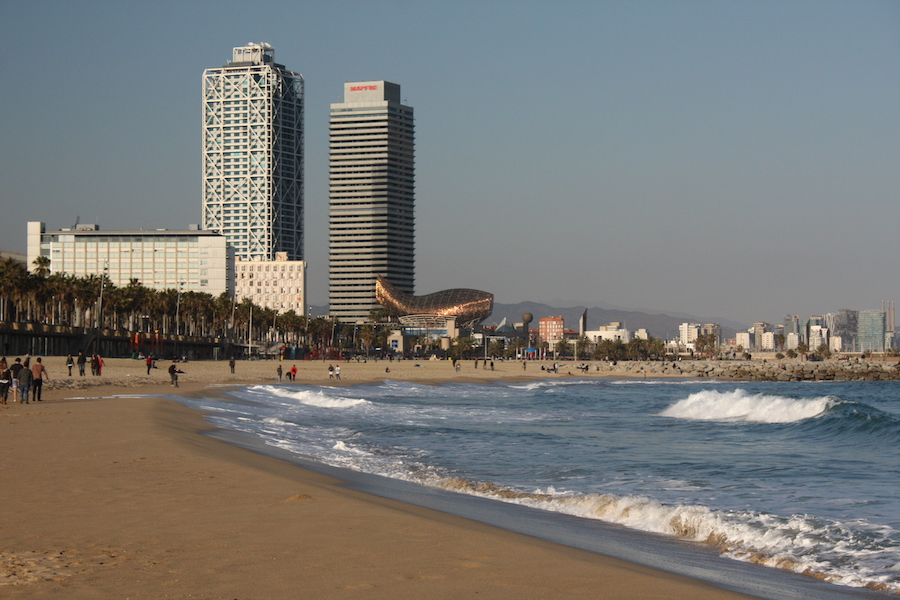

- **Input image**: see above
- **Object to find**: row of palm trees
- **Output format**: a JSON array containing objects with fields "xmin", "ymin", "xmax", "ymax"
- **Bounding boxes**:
[{"xmin": 0, "ymin": 257, "xmax": 358, "ymax": 355}]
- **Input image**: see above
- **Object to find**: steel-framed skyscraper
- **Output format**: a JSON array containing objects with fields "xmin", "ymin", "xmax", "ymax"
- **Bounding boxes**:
[
  {"xmin": 202, "ymin": 43, "xmax": 304, "ymax": 261},
  {"xmin": 329, "ymin": 81, "xmax": 415, "ymax": 321}
]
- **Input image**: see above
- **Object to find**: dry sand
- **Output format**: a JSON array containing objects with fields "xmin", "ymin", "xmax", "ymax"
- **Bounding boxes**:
[{"xmin": 0, "ymin": 356, "xmax": 759, "ymax": 598}]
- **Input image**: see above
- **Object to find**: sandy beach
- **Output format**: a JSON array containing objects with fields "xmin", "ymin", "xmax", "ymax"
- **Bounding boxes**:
[{"xmin": 0, "ymin": 356, "xmax": 760, "ymax": 598}]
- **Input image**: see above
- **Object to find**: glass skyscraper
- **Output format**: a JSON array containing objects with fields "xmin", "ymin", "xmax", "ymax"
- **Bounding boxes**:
[
  {"xmin": 328, "ymin": 81, "xmax": 415, "ymax": 321},
  {"xmin": 202, "ymin": 43, "xmax": 304, "ymax": 261}
]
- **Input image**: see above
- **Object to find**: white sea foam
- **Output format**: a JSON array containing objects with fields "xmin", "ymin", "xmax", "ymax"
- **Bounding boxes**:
[
  {"xmin": 249, "ymin": 385, "xmax": 370, "ymax": 409},
  {"xmin": 659, "ymin": 389, "xmax": 835, "ymax": 423},
  {"xmin": 433, "ymin": 479, "xmax": 900, "ymax": 593}
]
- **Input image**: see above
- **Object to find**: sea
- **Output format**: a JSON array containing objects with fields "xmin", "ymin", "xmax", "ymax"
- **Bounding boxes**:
[{"xmin": 179, "ymin": 377, "xmax": 900, "ymax": 598}]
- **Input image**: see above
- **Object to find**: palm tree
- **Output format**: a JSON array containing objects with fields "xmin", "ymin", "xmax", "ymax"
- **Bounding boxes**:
[
  {"xmin": 359, "ymin": 324, "xmax": 376, "ymax": 358},
  {"xmin": 31, "ymin": 255, "xmax": 51, "ymax": 278},
  {"xmin": 0, "ymin": 257, "xmax": 28, "ymax": 321}
]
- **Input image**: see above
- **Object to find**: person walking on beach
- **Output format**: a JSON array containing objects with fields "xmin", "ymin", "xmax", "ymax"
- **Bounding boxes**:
[
  {"xmin": 146, "ymin": 354, "xmax": 153, "ymax": 375},
  {"xmin": 9, "ymin": 358, "xmax": 25, "ymax": 403},
  {"xmin": 229, "ymin": 357, "xmax": 235, "ymax": 374},
  {"xmin": 290, "ymin": 365, "xmax": 297, "ymax": 382},
  {"xmin": 168, "ymin": 362, "xmax": 184, "ymax": 387},
  {"xmin": 328, "ymin": 364, "xmax": 334, "ymax": 379},
  {"xmin": 334, "ymin": 365, "xmax": 341, "ymax": 380},
  {"xmin": 17, "ymin": 362, "xmax": 33, "ymax": 404},
  {"xmin": 0, "ymin": 365, "xmax": 11, "ymax": 404},
  {"xmin": 277, "ymin": 364, "xmax": 283, "ymax": 382},
  {"xmin": 77, "ymin": 351, "xmax": 86, "ymax": 376},
  {"xmin": 30, "ymin": 358, "xmax": 48, "ymax": 402},
  {"xmin": 66, "ymin": 354, "xmax": 74, "ymax": 376}
]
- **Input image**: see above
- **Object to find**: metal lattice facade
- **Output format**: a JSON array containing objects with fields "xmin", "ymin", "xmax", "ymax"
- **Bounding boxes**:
[
  {"xmin": 329, "ymin": 81, "xmax": 415, "ymax": 321},
  {"xmin": 202, "ymin": 43, "xmax": 304, "ymax": 262}
]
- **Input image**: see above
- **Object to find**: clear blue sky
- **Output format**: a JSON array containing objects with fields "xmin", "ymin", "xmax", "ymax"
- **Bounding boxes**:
[{"xmin": 2, "ymin": 0, "xmax": 898, "ymax": 325}]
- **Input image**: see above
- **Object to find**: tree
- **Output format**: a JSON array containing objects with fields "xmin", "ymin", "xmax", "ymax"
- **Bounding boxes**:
[
  {"xmin": 450, "ymin": 336, "xmax": 474, "ymax": 360},
  {"xmin": 816, "ymin": 343, "xmax": 832, "ymax": 359},
  {"xmin": 488, "ymin": 339, "xmax": 505, "ymax": 358},
  {"xmin": 694, "ymin": 333, "xmax": 718, "ymax": 358},
  {"xmin": 31, "ymin": 255, "xmax": 51, "ymax": 278},
  {"xmin": 554, "ymin": 338, "xmax": 571, "ymax": 358},
  {"xmin": 359, "ymin": 324, "xmax": 376, "ymax": 357}
]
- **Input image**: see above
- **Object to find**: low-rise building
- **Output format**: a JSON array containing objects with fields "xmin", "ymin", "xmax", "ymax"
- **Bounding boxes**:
[
  {"xmin": 27, "ymin": 221, "xmax": 233, "ymax": 296},
  {"xmin": 234, "ymin": 253, "xmax": 307, "ymax": 315}
]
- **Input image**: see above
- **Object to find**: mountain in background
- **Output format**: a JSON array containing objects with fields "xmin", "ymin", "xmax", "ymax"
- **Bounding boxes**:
[{"xmin": 309, "ymin": 302, "xmax": 745, "ymax": 341}]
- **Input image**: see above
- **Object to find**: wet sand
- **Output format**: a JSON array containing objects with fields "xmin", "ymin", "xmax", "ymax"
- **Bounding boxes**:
[{"xmin": 0, "ymin": 357, "xmax": 759, "ymax": 598}]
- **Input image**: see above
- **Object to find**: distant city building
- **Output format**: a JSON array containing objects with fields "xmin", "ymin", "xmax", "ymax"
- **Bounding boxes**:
[
  {"xmin": 858, "ymin": 310, "xmax": 886, "ymax": 353},
  {"xmin": 760, "ymin": 331, "xmax": 776, "ymax": 351},
  {"xmin": 202, "ymin": 43, "xmax": 304, "ymax": 261},
  {"xmin": 678, "ymin": 323, "xmax": 701, "ymax": 347},
  {"xmin": 751, "ymin": 322, "xmax": 770, "ymax": 350},
  {"xmin": 234, "ymin": 253, "xmax": 306, "ymax": 315},
  {"xmin": 735, "ymin": 331, "xmax": 752, "ymax": 351},
  {"xmin": 826, "ymin": 309, "xmax": 858, "ymax": 353},
  {"xmin": 783, "ymin": 314, "xmax": 801, "ymax": 337},
  {"xmin": 701, "ymin": 323, "xmax": 722, "ymax": 346},
  {"xmin": 830, "ymin": 335, "xmax": 843, "ymax": 353},
  {"xmin": 27, "ymin": 221, "xmax": 233, "ymax": 296},
  {"xmin": 329, "ymin": 81, "xmax": 415, "ymax": 321},
  {"xmin": 786, "ymin": 332, "xmax": 801, "ymax": 350},
  {"xmin": 585, "ymin": 322, "xmax": 631, "ymax": 344},
  {"xmin": 540, "ymin": 316, "xmax": 565, "ymax": 346},
  {"xmin": 808, "ymin": 325, "xmax": 828, "ymax": 351}
]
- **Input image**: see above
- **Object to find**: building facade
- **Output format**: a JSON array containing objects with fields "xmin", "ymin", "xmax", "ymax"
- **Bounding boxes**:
[
  {"xmin": 857, "ymin": 310, "xmax": 886, "ymax": 353},
  {"xmin": 329, "ymin": 81, "xmax": 415, "ymax": 321},
  {"xmin": 234, "ymin": 253, "xmax": 306, "ymax": 315},
  {"xmin": 202, "ymin": 43, "xmax": 304, "ymax": 262},
  {"xmin": 539, "ymin": 316, "xmax": 565, "ymax": 346},
  {"xmin": 27, "ymin": 221, "xmax": 232, "ymax": 296}
]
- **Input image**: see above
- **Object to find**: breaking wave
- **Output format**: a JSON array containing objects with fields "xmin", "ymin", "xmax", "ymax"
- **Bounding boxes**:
[{"xmin": 659, "ymin": 389, "xmax": 836, "ymax": 423}]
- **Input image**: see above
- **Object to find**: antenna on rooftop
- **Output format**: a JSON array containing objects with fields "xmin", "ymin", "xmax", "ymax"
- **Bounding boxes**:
[{"xmin": 72, "ymin": 215, "xmax": 80, "ymax": 230}]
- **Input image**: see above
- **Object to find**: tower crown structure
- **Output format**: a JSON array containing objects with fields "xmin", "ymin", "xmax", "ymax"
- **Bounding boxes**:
[
  {"xmin": 328, "ymin": 81, "xmax": 415, "ymax": 321},
  {"xmin": 202, "ymin": 43, "xmax": 304, "ymax": 262}
]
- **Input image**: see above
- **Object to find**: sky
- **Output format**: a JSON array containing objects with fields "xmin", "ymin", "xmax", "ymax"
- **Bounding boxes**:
[{"xmin": 1, "ymin": 0, "xmax": 898, "ymax": 326}]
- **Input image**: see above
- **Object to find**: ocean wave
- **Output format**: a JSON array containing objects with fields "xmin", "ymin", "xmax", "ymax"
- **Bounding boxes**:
[
  {"xmin": 659, "ymin": 389, "xmax": 836, "ymax": 423},
  {"xmin": 247, "ymin": 385, "xmax": 370, "ymax": 409},
  {"xmin": 432, "ymin": 477, "xmax": 900, "ymax": 593}
]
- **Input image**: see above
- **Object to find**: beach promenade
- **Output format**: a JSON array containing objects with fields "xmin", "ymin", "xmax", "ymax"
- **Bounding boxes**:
[{"xmin": 0, "ymin": 356, "xmax": 760, "ymax": 598}]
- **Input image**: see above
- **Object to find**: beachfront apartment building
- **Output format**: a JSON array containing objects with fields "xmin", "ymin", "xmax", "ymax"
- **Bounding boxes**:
[
  {"xmin": 26, "ymin": 221, "xmax": 233, "ymax": 296},
  {"xmin": 202, "ymin": 43, "xmax": 304, "ymax": 262},
  {"xmin": 234, "ymin": 253, "xmax": 306, "ymax": 315},
  {"xmin": 328, "ymin": 81, "xmax": 415, "ymax": 322},
  {"xmin": 539, "ymin": 316, "xmax": 565, "ymax": 345}
]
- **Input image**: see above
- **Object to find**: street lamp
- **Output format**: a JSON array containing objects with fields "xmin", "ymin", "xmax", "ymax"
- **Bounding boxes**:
[
  {"xmin": 96, "ymin": 261, "xmax": 109, "ymax": 329},
  {"xmin": 175, "ymin": 281, "xmax": 184, "ymax": 336}
]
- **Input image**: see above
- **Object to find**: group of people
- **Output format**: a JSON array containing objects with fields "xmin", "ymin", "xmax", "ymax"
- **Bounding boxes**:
[
  {"xmin": 327, "ymin": 364, "xmax": 341, "ymax": 379},
  {"xmin": 63, "ymin": 351, "xmax": 104, "ymax": 377},
  {"xmin": 0, "ymin": 355, "xmax": 50, "ymax": 404},
  {"xmin": 276, "ymin": 364, "xmax": 299, "ymax": 382}
]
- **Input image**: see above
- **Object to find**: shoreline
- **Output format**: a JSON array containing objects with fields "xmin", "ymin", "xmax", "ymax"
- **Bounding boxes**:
[
  {"xmin": 0, "ymin": 357, "xmax": 769, "ymax": 598},
  {"xmin": 2, "ymin": 357, "xmax": 890, "ymax": 598}
]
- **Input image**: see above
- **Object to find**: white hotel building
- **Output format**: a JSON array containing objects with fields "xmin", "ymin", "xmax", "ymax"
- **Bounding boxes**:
[{"xmin": 27, "ymin": 221, "xmax": 232, "ymax": 296}]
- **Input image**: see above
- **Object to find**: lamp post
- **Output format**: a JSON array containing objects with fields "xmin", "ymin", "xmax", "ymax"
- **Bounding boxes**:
[
  {"xmin": 175, "ymin": 282, "xmax": 184, "ymax": 336},
  {"xmin": 96, "ymin": 261, "xmax": 109, "ymax": 329}
]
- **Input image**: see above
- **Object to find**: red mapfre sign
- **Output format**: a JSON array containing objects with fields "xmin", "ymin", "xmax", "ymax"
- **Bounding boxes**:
[{"xmin": 350, "ymin": 85, "xmax": 378, "ymax": 91}]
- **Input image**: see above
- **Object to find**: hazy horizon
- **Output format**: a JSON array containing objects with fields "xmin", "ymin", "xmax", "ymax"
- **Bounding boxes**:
[{"xmin": 3, "ymin": 1, "xmax": 897, "ymax": 325}]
